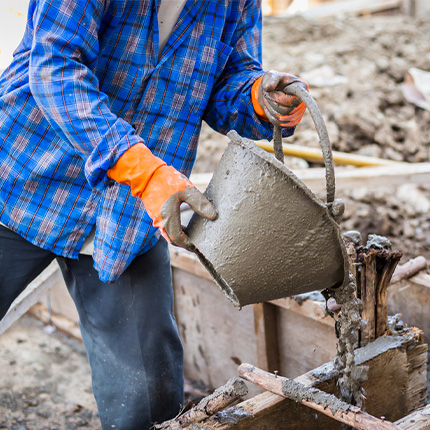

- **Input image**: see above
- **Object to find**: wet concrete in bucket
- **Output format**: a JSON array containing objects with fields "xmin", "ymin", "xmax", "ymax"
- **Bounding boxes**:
[{"xmin": 187, "ymin": 131, "xmax": 349, "ymax": 308}]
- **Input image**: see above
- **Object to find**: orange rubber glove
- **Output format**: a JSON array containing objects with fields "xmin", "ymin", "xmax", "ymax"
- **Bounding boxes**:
[
  {"xmin": 251, "ymin": 70, "xmax": 309, "ymax": 128},
  {"xmin": 107, "ymin": 143, "xmax": 217, "ymax": 249}
]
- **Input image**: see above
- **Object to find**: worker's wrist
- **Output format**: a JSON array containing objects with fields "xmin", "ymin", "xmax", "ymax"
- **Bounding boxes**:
[
  {"xmin": 251, "ymin": 76, "xmax": 269, "ymax": 122},
  {"xmin": 107, "ymin": 143, "xmax": 166, "ymax": 197}
]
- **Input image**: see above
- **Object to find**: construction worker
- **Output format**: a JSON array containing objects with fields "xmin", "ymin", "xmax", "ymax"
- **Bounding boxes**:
[{"xmin": 0, "ymin": 0, "xmax": 307, "ymax": 429}]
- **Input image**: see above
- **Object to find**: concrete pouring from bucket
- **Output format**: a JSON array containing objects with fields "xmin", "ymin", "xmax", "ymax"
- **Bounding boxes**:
[{"xmin": 186, "ymin": 131, "xmax": 349, "ymax": 308}]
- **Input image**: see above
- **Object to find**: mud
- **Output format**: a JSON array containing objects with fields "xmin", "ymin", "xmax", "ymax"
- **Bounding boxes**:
[
  {"xmin": 213, "ymin": 407, "xmax": 252, "ymax": 425},
  {"xmin": 187, "ymin": 131, "xmax": 349, "ymax": 307},
  {"xmin": 204, "ymin": 377, "xmax": 248, "ymax": 405},
  {"xmin": 0, "ymin": 315, "xmax": 99, "ymax": 430},
  {"xmin": 326, "ymin": 275, "xmax": 368, "ymax": 409},
  {"xmin": 366, "ymin": 234, "xmax": 392, "ymax": 250},
  {"xmin": 354, "ymin": 334, "xmax": 408, "ymax": 364},
  {"xmin": 282, "ymin": 378, "xmax": 350, "ymax": 415}
]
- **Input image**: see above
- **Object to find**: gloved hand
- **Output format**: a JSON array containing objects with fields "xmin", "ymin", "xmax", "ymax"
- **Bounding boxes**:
[
  {"xmin": 107, "ymin": 143, "xmax": 217, "ymax": 249},
  {"xmin": 251, "ymin": 70, "xmax": 309, "ymax": 128}
]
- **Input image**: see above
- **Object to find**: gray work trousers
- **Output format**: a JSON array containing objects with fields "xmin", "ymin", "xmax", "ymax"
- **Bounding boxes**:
[{"xmin": 0, "ymin": 225, "xmax": 184, "ymax": 429}]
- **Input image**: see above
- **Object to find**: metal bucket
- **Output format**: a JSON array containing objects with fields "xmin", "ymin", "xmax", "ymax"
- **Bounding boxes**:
[{"xmin": 186, "ymin": 84, "xmax": 349, "ymax": 308}]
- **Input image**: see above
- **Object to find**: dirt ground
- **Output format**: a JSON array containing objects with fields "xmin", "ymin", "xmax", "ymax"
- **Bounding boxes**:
[
  {"xmin": 0, "ymin": 316, "xmax": 99, "ymax": 430},
  {"xmin": 1, "ymin": 11, "xmax": 430, "ymax": 430}
]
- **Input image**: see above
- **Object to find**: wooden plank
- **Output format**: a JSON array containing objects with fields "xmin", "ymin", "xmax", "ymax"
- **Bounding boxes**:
[
  {"xmin": 172, "ymin": 268, "xmax": 260, "ymax": 396},
  {"xmin": 280, "ymin": 0, "xmax": 402, "ymax": 18},
  {"xmin": 405, "ymin": 343, "xmax": 428, "ymax": 412},
  {"xmin": 390, "ymin": 256, "xmax": 427, "ymax": 285},
  {"xmin": 400, "ymin": 272, "xmax": 430, "ymax": 289},
  {"xmin": 253, "ymin": 303, "xmax": 280, "ymax": 372},
  {"xmin": 375, "ymin": 253, "xmax": 403, "ymax": 338},
  {"xmin": 169, "ymin": 247, "xmax": 213, "ymax": 281},
  {"xmin": 190, "ymin": 163, "xmax": 430, "ymax": 194},
  {"xmin": 388, "ymin": 273, "xmax": 430, "ymax": 345},
  {"xmin": 360, "ymin": 254, "xmax": 377, "ymax": 344},
  {"xmin": 0, "ymin": 261, "xmax": 62, "ymax": 334},
  {"xmin": 238, "ymin": 363, "xmax": 400, "ymax": 430},
  {"xmin": 269, "ymin": 297, "xmax": 334, "ymax": 327},
  {"xmin": 28, "ymin": 303, "xmax": 81, "ymax": 340},
  {"xmin": 351, "ymin": 246, "xmax": 402, "ymax": 344},
  {"xmin": 192, "ymin": 332, "xmax": 426, "ymax": 429},
  {"xmin": 276, "ymin": 307, "xmax": 337, "ymax": 377},
  {"xmin": 396, "ymin": 404, "xmax": 430, "ymax": 430},
  {"xmin": 156, "ymin": 378, "xmax": 248, "ymax": 430}
]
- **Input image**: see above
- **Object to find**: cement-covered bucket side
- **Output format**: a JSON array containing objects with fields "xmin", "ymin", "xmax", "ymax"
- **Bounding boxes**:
[
  {"xmin": 191, "ymin": 245, "xmax": 241, "ymax": 308},
  {"xmin": 187, "ymin": 83, "xmax": 349, "ymax": 308},
  {"xmin": 187, "ymin": 134, "xmax": 349, "ymax": 308}
]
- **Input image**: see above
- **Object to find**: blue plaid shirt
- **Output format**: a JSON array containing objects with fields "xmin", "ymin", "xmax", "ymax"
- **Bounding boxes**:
[{"xmin": 0, "ymin": 0, "xmax": 291, "ymax": 283}]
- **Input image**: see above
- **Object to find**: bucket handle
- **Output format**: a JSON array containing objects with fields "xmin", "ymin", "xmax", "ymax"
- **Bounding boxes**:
[{"xmin": 274, "ymin": 82, "xmax": 336, "ymax": 205}]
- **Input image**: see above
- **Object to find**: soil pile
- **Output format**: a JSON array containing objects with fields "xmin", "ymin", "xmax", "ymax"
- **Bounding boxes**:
[
  {"xmin": 196, "ymin": 13, "xmax": 430, "ymax": 171},
  {"xmin": 0, "ymin": 316, "xmax": 99, "ymax": 430},
  {"xmin": 196, "ymin": 13, "xmax": 430, "ymax": 262}
]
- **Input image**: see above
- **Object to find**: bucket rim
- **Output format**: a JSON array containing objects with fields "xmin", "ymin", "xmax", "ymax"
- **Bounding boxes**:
[{"xmin": 227, "ymin": 130, "xmax": 329, "ymax": 211}]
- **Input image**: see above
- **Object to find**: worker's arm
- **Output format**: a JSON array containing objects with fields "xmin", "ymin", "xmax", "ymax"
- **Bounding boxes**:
[
  {"xmin": 29, "ymin": 0, "xmax": 215, "ymax": 248},
  {"xmin": 29, "ymin": 0, "xmax": 141, "ymax": 188},
  {"xmin": 203, "ymin": 0, "xmax": 307, "ymax": 139},
  {"xmin": 107, "ymin": 143, "xmax": 216, "ymax": 249}
]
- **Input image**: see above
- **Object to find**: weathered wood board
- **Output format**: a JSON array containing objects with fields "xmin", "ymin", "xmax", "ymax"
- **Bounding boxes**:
[
  {"xmin": 395, "ymin": 403, "xmax": 430, "ymax": 430},
  {"xmin": 276, "ymin": 307, "xmax": 337, "ymax": 377},
  {"xmin": 172, "ymin": 268, "xmax": 258, "ymax": 393},
  {"xmin": 188, "ymin": 331, "xmax": 427, "ymax": 430},
  {"xmin": 170, "ymin": 249, "xmax": 340, "ymax": 388},
  {"xmin": 388, "ymin": 273, "xmax": 430, "ymax": 344}
]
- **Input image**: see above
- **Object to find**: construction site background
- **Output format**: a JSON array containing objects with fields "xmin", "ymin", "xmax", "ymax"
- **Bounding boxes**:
[{"xmin": 1, "ymin": 1, "xmax": 430, "ymax": 429}]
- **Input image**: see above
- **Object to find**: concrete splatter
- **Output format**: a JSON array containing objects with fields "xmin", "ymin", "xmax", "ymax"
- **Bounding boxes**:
[{"xmin": 325, "ymin": 275, "xmax": 368, "ymax": 413}]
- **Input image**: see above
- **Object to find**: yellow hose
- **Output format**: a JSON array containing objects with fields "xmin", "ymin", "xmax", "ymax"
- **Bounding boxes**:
[{"xmin": 257, "ymin": 141, "xmax": 401, "ymax": 167}]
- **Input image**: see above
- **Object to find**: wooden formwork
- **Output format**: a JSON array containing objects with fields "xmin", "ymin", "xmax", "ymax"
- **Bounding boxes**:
[
  {"xmin": 159, "ymin": 328, "xmax": 427, "ymax": 429},
  {"xmin": 1, "ymin": 225, "xmax": 430, "ymax": 428},
  {"xmin": 170, "ymin": 247, "xmax": 338, "ymax": 393},
  {"xmin": 165, "ymin": 242, "xmax": 429, "ymax": 429},
  {"xmin": 2, "ymin": 243, "xmax": 428, "ymax": 391},
  {"xmin": 389, "ymin": 272, "xmax": 430, "ymax": 345}
]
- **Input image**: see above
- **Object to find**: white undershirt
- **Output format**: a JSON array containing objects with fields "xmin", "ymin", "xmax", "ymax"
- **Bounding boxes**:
[{"xmin": 157, "ymin": 0, "xmax": 187, "ymax": 57}]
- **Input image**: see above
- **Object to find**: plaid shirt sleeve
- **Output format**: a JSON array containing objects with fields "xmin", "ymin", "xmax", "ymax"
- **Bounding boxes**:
[
  {"xmin": 29, "ymin": 0, "xmax": 142, "ymax": 188},
  {"xmin": 203, "ymin": 0, "xmax": 294, "ymax": 140}
]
